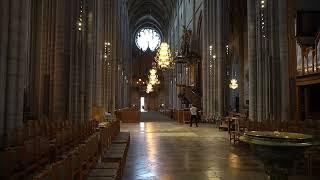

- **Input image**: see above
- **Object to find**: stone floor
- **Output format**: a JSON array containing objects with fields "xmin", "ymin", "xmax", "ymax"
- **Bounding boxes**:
[{"xmin": 120, "ymin": 112, "xmax": 267, "ymax": 180}]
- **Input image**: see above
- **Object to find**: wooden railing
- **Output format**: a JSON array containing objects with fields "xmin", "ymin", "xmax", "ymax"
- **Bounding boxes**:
[{"xmin": 116, "ymin": 107, "xmax": 140, "ymax": 123}]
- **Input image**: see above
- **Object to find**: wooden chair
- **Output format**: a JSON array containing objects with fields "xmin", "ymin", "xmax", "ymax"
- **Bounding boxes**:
[
  {"xmin": 37, "ymin": 136, "xmax": 50, "ymax": 166},
  {"xmin": 102, "ymin": 147, "xmax": 126, "ymax": 178},
  {"xmin": 86, "ymin": 177, "xmax": 116, "ymax": 180},
  {"xmin": 218, "ymin": 117, "xmax": 229, "ymax": 131},
  {"xmin": 78, "ymin": 143, "xmax": 89, "ymax": 178},
  {"xmin": 229, "ymin": 118, "xmax": 248, "ymax": 144},
  {"xmin": 87, "ymin": 162, "xmax": 121, "ymax": 179},
  {"xmin": 32, "ymin": 165, "xmax": 54, "ymax": 180},
  {"xmin": 112, "ymin": 132, "xmax": 130, "ymax": 145},
  {"xmin": 87, "ymin": 169, "xmax": 118, "ymax": 180},
  {"xmin": 305, "ymin": 146, "xmax": 320, "ymax": 177},
  {"xmin": 0, "ymin": 146, "xmax": 24, "ymax": 179},
  {"xmin": 51, "ymin": 156, "xmax": 72, "ymax": 180},
  {"xmin": 23, "ymin": 138, "xmax": 39, "ymax": 173},
  {"xmin": 70, "ymin": 147, "xmax": 82, "ymax": 180}
]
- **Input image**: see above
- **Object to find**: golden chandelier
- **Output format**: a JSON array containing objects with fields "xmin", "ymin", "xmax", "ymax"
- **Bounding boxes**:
[
  {"xmin": 155, "ymin": 42, "xmax": 174, "ymax": 70},
  {"xmin": 148, "ymin": 68, "xmax": 160, "ymax": 85},
  {"xmin": 146, "ymin": 67, "xmax": 160, "ymax": 93},
  {"xmin": 146, "ymin": 83, "xmax": 154, "ymax": 93},
  {"xmin": 229, "ymin": 79, "xmax": 239, "ymax": 89}
]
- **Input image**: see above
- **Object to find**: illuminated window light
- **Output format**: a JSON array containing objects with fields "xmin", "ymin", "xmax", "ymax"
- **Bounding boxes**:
[{"xmin": 135, "ymin": 28, "xmax": 161, "ymax": 52}]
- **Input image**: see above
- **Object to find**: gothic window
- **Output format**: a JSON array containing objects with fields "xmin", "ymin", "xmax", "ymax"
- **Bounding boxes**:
[{"xmin": 135, "ymin": 28, "xmax": 161, "ymax": 52}]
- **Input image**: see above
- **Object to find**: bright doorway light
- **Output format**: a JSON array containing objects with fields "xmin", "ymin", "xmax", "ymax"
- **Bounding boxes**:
[{"xmin": 140, "ymin": 97, "xmax": 145, "ymax": 112}]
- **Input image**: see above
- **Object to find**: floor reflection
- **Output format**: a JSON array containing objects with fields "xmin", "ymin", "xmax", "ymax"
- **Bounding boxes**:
[{"xmin": 121, "ymin": 121, "xmax": 266, "ymax": 180}]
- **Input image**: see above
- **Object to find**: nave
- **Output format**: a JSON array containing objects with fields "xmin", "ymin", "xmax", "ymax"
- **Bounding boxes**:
[{"xmin": 2, "ymin": 0, "xmax": 320, "ymax": 179}]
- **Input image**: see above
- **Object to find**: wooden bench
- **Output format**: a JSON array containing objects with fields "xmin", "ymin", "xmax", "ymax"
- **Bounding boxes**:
[
  {"xmin": 32, "ymin": 165, "xmax": 54, "ymax": 180},
  {"xmin": 100, "ymin": 132, "xmax": 130, "ymax": 179},
  {"xmin": 87, "ymin": 169, "xmax": 118, "ymax": 179},
  {"xmin": 86, "ymin": 162, "xmax": 121, "ymax": 180},
  {"xmin": 13, "ymin": 120, "xmax": 122, "ymax": 180},
  {"xmin": 102, "ymin": 149, "xmax": 126, "ymax": 175},
  {"xmin": 113, "ymin": 132, "xmax": 130, "ymax": 142},
  {"xmin": 86, "ymin": 177, "xmax": 117, "ymax": 180}
]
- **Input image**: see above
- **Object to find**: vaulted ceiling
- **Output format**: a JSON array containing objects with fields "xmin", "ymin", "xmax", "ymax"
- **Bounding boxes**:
[{"xmin": 128, "ymin": 0, "xmax": 177, "ymax": 37}]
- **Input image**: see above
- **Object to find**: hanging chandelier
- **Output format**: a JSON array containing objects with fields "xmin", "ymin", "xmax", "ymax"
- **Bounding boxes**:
[
  {"xmin": 155, "ymin": 42, "xmax": 174, "ymax": 70},
  {"xmin": 148, "ymin": 68, "xmax": 160, "ymax": 85},
  {"xmin": 229, "ymin": 79, "xmax": 239, "ymax": 89},
  {"xmin": 146, "ymin": 83, "xmax": 154, "ymax": 93}
]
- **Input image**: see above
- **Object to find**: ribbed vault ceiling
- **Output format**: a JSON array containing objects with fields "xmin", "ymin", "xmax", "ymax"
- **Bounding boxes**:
[{"xmin": 128, "ymin": 0, "xmax": 177, "ymax": 37}]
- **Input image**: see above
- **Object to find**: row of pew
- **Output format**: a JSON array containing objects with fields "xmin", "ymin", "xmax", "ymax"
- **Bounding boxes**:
[
  {"xmin": 0, "ymin": 119, "xmax": 130, "ymax": 180},
  {"xmin": 86, "ymin": 132, "xmax": 130, "ymax": 180}
]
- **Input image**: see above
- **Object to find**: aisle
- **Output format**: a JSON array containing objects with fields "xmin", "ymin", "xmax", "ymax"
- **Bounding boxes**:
[{"xmin": 121, "ymin": 121, "xmax": 266, "ymax": 180}]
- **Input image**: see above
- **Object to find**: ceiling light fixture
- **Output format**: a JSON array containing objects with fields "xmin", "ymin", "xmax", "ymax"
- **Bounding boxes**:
[
  {"xmin": 229, "ymin": 79, "xmax": 239, "ymax": 89},
  {"xmin": 155, "ymin": 42, "xmax": 174, "ymax": 70}
]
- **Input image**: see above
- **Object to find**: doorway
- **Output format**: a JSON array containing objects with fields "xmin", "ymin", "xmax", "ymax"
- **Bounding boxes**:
[{"xmin": 140, "ymin": 97, "xmax": 145, "ymax": 112}]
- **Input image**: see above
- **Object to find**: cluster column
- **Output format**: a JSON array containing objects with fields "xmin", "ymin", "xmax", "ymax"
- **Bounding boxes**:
[
  {"xmin": 247, "ymin": 0, "xmax": 257, "ymax": 121},
  {"xmin": 201, "ymin": 0, "xmax": 208, "ymax": 116},
  {"xmin": 278, "ymin": 0, "xmax": 290, "ymax": 122},
  {"xmin": 0, "ymin": 0, "xmax": 31, "ymax": 147},
  {"xmin": 217, "ymin": 0, "xmax": 226, "ymax": 116}
]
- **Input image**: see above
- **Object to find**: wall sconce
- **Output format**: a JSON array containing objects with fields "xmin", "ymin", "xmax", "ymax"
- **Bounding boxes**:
[{"xmin": 77, "ymin": 0, "xmax": 84, "ymax": 31}]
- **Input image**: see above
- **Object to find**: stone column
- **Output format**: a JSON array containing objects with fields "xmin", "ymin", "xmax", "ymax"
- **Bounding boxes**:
[
  {"xmin": 256, "ymin": 1, "xmax": 263, "ymax": 122},
  {"xmin": 53, "ymin": 0, "xmax": 71, "ymax": 121},
  {"xmin": 206, "ymin": 0, "xmax": 210, "ymax": 114},
  {"xmin": 269, "ymin": 0, "xmax": 281, "ymax": 123},
  {"xmin": 202, "ymin": 0, "xmax": 208, "ymax": 116},
  {"xmin": 104, "ymin": 0, "xmax": 112, "ymax": 112},
  {"xmin": 208, "ymin": 0, "xmax": 216, "ymax": 116},
  {"xmin": 248, "ymin": 0, "xmax": 257, "ymax": 121},
  {"xmin": 111, "ymin": 0, "xmax": 117, "ymax": 114},
  {"xmin": 0, "ymin": 0, "xmax": 30, "ymax": 147},
  {"xmin": 217, "ymin": 0, "xmax": 225, "ymax": 116},
  {"xmin": 278, "ymin": 0, "xmax": 290, "ymax": 122},
  {"xmin": 94, "ymin": 0, "xmax": 104, "ymax": 107},
  {"xmin": 85, "ymin": 0, "xmax": 95, "ymax": 121}
]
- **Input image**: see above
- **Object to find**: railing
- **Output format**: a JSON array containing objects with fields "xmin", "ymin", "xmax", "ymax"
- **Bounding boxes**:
[{"xmin": 297, "ymin": 32, "xmax": 320, "ymax": 76}]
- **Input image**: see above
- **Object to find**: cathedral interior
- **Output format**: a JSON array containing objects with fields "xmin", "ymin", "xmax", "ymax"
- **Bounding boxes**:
[{"xmin": 1, "ymin": 0, "xmax": 320, "ymax": 179}]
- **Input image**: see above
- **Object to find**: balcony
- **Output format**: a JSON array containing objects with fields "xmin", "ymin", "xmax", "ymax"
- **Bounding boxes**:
[{"xmin": 296, "ymin": 31, "xmax": 320, "ymax": 76}]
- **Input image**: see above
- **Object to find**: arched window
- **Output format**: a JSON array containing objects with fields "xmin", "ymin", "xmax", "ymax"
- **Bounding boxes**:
[{"xmin": 135, "ymin": 28, "xmax": 161, "ymax": 52}]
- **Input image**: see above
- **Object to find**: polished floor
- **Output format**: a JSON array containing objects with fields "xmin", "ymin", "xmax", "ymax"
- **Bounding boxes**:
[{"xmin": 120, "ymin": 112, "xmax": 267, "ymax": 180}]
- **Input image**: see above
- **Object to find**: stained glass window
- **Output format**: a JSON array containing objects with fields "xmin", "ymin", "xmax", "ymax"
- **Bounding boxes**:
[{"xmin": 135, "ymin": 28, "xmax": 161, "ymax": 52}]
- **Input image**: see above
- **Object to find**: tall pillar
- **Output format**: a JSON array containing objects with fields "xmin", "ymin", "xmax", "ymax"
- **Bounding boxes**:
[
  {"xmin": 111, "ymin": 0, "xmax": 117, "ymax": 114},
  {"xmin": 202, "ymin": 0, "xmax": 208, "ymax": 116},
  {"xmin": 248, "ymin": 0, "xmax": 257, "ymax": 121},
  {"xmin": 205, "ymin": 0, "xmax": 210, "ymax": 114},
  {"xmin": 256, "ymin": 1, "xmax": 263, "ymax": 122},
  {"xmin": 0, "ymin": 0, "xmax": 30, "ymax": 147},
  {"xmin": 94, "ymin": 0, "xmax": 104, "ymax": 107},
  {"xmin": 85, "ymin": 0, "xmax": 95, "ymax": 121},
  {"xmin": 278, "ymin": 0, "xmax": 290, "ymax": 122},
  {"xmin": 104, "ymin": 0, "xmax": 113, "ymax": 112},
  {"xmin": 269, "ymin": 0, "xmax": 281, "ymax": 123},
  {"xmin": 217, "ymin": 0, "xmax": 225, "ymax": 116},
  {"xmin": 209, "ymin": 0, "xmax": 216, "ymax": 116},
  {"xmin": 53, "ymin": 0, "xmax": 71, "ymax": 121}
]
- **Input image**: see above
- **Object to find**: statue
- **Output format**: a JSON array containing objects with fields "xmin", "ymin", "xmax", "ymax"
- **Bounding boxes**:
[{"xmin": 180, "ymin": 25, "xmax": 192, "ymax": 56}]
